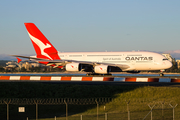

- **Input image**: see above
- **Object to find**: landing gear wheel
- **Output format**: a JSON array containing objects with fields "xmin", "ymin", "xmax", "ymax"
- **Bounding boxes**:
[
  {"xmin": 159, "ymin": 70, "xmax": 165, "ymax": 77},
  {"xmin": 160, "ymin": 73, "xmax": 164, "ymax": 77},
  {"xmin": 86, "ymin": 73, "xmax": 112, "ymax": 76}
]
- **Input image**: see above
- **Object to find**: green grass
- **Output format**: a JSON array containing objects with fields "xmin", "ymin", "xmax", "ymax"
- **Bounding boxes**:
[{"xmin": 33, "ymin": 86, "xmax": 180, "ymax": 120}]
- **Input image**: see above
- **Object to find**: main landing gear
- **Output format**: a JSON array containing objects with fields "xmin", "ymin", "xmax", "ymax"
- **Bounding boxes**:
[{"xmin": 86, "ymin": 72, "xmax": 112, "ymax": 76}]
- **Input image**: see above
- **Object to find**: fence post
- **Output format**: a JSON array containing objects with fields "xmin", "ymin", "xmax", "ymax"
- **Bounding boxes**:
[
  {"xmin": 126, "ymin": 100, "xmax": 130, "ymax": 120},
  {"xmin": 64, "ymin": 100, "xmax": 68, "ymax": 120},
  {"xmin": 7, "ymin": 103, "xmax": 9, "ymax": 120},
  {"xmin": 80, "ymin": 115, "xmax": 82, "ymax": 120},
  {"xmin": 36, "ymin": 103, "xmax": 38, "ymax": 120},
  {"xmin": 55, "ymin": 116, "xmax": 56, "ymax": 120},
  {"xmin": 105, "ymin": 113, "xmax": 107, "ymax": 120},
  {"xmin": 161, "ymin": 101, "xmax": 165, "ymax": 119},
  {"xmin": 169, "ymin": 103, "xmax": 178, "ymax": 120},
  {"xmin": 4, "ymin": 100, "xmax": 11, "ymax": 120},
  {"xmin": 34, "ymin": 100, "xmax": 39, "ymax": 120},
  {"xmin": 148, "ymin": 104, "xmax": 155, "ymax": 120},
  {"xmin": 95, "ymin": 99, "xmax": 99, "ymax": 120}
]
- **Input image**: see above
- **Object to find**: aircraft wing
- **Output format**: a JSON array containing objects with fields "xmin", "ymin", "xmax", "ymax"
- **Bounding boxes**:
[
  {"xmin": 11, "ymin": 55, "xmax": 49, "ymax": 60},
  {"xmin": 11, "ymin": 55, "xmax": 130, "ymax": 70},
  {"xmin": 47, "ymin": 60, "xmax": 130, "ymax": 70}
]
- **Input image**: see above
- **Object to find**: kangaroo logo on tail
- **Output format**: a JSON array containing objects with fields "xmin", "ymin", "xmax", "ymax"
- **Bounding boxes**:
[
  {"xmin": 28, "ymin": 33, "xmax": 53, "ymax": 60},
  {"xmin": 24, "ymin": 23, "xmax": 60, "ymax": 60}
]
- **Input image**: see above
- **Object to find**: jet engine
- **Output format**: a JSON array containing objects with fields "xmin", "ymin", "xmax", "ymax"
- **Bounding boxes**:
[
  {"xmin": 65, "ymin": 63, "xmax": 81, "ymax": 71},
  {"xmin": 94, "ymin": 65, "xmax": 110, "ymax": 74}
]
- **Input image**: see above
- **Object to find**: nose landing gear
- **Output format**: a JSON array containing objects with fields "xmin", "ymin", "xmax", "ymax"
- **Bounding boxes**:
[{"xmin": 160, "ymin": 70, "xmax": 165, "ymax": 76}]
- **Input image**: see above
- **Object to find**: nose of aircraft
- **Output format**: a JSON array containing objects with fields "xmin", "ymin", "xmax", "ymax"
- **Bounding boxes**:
[
  {"xmin": 162, "ymin": 60, "xmax": 172, "ymax": 69},
  {"xmin": 166, "ymin": 61, "xmax": 173, "ymax": 69}
]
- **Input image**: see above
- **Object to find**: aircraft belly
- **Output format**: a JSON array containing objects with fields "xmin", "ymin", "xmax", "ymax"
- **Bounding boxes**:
[{"xmin": 134, "ymin": 63, "xmax": 153, "ymax": 70}]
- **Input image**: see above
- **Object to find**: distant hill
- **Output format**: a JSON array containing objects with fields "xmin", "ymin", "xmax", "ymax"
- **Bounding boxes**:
[
  {"xmin": 0, "ymin": 54, "xmax": 17, "ymax": 60},
  {"xmin": 0, "ymin": 54, "xmax": 33, "ymax": 61}
]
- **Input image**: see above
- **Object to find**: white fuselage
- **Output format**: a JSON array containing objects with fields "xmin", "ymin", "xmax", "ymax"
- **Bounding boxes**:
[{"xmin": 58, "ymin": 51, "xmax": 172, "ymax": 71}]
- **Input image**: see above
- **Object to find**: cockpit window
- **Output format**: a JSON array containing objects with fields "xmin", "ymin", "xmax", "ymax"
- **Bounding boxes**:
[{"xmin": 163, "ymin": 58, "xmax": 168, "ymax": 61}]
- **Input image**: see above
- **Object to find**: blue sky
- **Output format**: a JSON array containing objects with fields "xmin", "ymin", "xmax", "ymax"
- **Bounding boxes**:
[{"xmin": 0, "ymin": 0, "xmax": 180, "ymax": 55}]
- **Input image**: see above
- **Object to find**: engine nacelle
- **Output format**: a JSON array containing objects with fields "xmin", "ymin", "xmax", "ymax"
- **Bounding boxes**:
[
  {"xmin": 65, "ymin": 63, "xmax": 81, "ymax": 72},
  {"xmin": 94, "ymin": 65, "xmax": 110, "ymax": 74}
]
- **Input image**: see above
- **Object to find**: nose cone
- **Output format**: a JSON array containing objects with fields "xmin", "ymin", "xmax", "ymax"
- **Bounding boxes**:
[{"xmin": 165, "ymin": 61, "xmax": 173, "ymax": 69}]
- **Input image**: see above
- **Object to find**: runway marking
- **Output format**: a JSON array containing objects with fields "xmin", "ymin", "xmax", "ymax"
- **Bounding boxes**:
[
  {"xmin": 171, "ymin": 78, "xmax": 180, "ymax": 82},
  {"xmin": 51, "ymin": 76, "xmax": 61, "ymax": 81},
  {"xmin": 82, "ymin": 77, "xmax": 92, "ymax": 81},
  {"xmin": 20, "ymin": 76, "xmax": 30, "ymax": 80},
  {"xmin": 30, "ymin": 76, "xmax": 41, "ymax": 80},
  {"xmin": 0, "ymin": 76, "xmax": 180, "ymax": 83},
  {"xmin": 159, "ymin": 78, "xmax": 171, "ymax": 82},
  {"xmin": 61, "ymin": 77, "xmax": 71, "ymax": 81},
  {"xmin": 10, "ymin": 76, "xmax": 20, "ymax": 80},
  {"xmin": 92, "ymin": 77, "xmax": 104, "ymax": 81},
  {"xmin": 114, "ymin": 78, "xmax": 125, "ymax": 82},
  {"xmin": 0, "ymin": 76, "xmax": 10, "ymax": 80},
  {"xmin": 136, "ymin": 78, "xmax": 148, "ymax": 82},
  {"xmin": 71, "ymin": 77, "xmax": 82, "ymax": 81},
  {"xmin": 40, "ymin": 76, "xmax": 51, "ymax": 81},
  {"xmin": 125, "ymin": 78, "xmax": 136, "ymax": 82},
  {"xmin": 148, "ymin": 78, "xmax": 159, "ymax": 82},
  {"xmin": 103, "ymin": 77, "xmax": 114, "ymax": 81}
]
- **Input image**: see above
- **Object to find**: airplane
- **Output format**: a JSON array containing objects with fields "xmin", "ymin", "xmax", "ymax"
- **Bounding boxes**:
[{"xmin": 12, "ymin": 23, "xmax": 172, "ymax": 76}]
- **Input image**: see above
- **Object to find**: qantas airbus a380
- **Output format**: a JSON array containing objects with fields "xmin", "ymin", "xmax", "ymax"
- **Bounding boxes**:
[{"xmin": 12, "ymin": 23, "xmax": 172, "ymax": 76}]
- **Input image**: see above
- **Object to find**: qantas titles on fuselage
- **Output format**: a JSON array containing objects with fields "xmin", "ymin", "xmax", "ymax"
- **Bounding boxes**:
[
  {"xmin": 103, "ymin": 57, "xmax": 153, "ymax": 61},
  {"xmin": 125, "ymin": 57, "xmax": 153, "ymax": 61},
  {"xmin": 13, "ymin": 23, "xmax": 172, "ymax": 74}
]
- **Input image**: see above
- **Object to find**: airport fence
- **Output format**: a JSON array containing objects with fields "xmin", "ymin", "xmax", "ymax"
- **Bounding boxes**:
[{"xmin": 0, "ymin": 98, "xmax": 179, "ymax": 120}]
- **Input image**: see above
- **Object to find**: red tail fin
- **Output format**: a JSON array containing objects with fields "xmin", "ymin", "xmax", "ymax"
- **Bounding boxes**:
[
  {"xmin": 16, "ymin": 57, "xmax": 22, "ymax": 63},
  {"xmin": 24, "ymin": 23, "xmax": 60, "ymax": 60}
]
